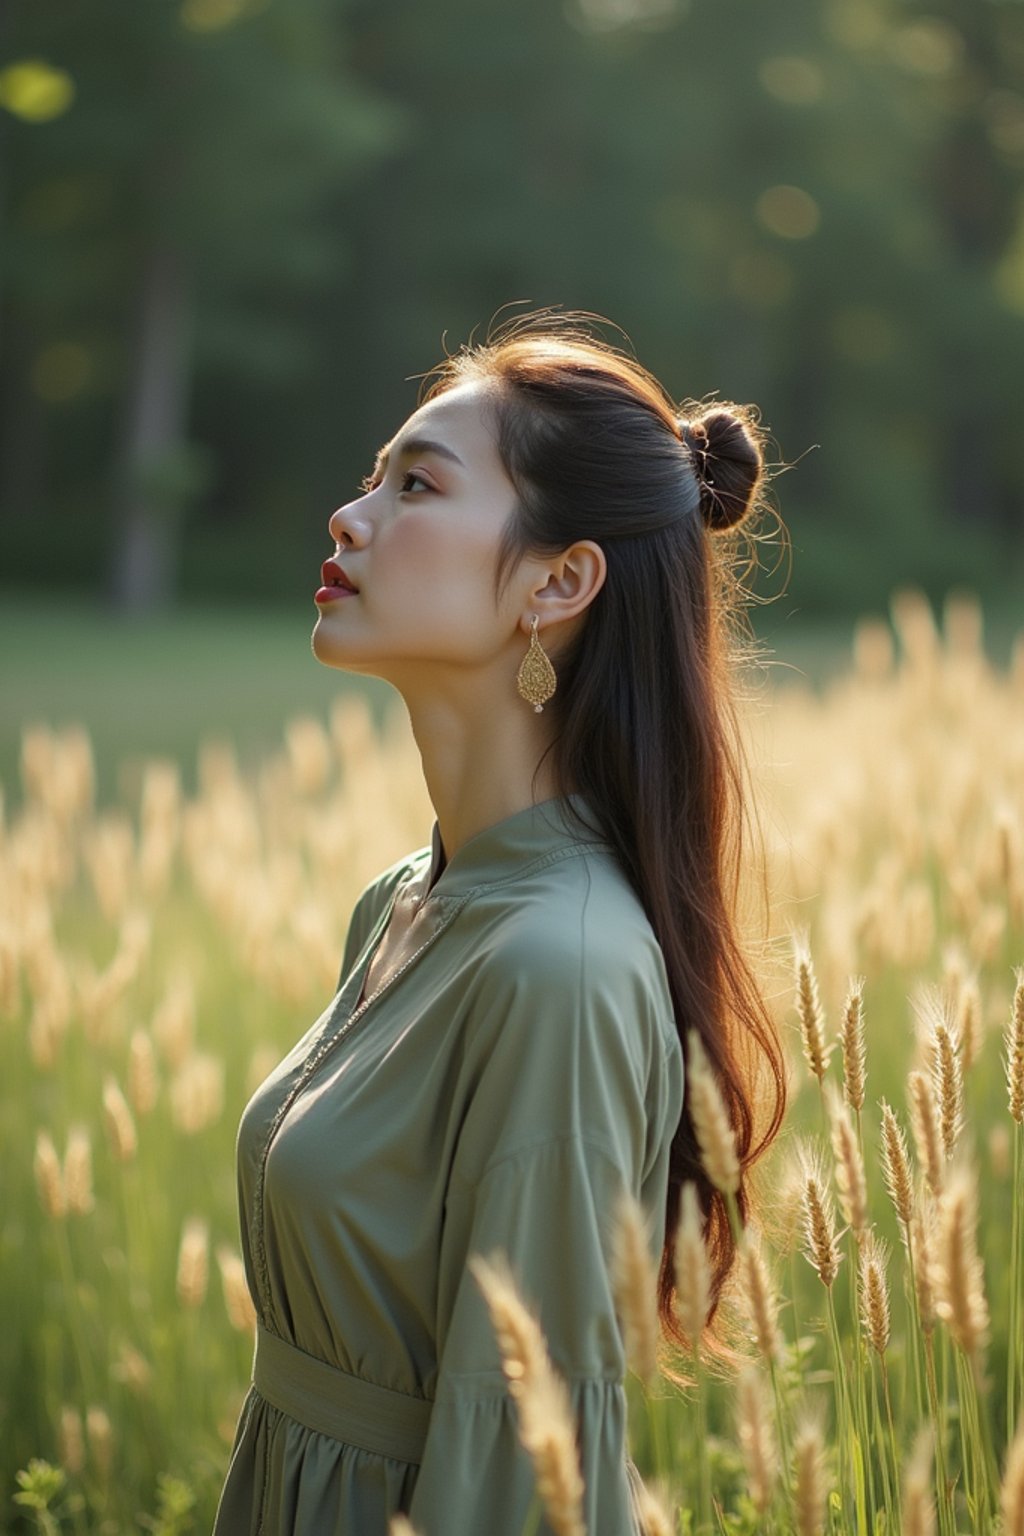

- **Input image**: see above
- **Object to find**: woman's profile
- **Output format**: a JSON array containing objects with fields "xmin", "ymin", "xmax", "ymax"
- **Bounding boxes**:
[{"xmin": 213, "ymin": 312, "xmax": 786, "ymax": 1535}]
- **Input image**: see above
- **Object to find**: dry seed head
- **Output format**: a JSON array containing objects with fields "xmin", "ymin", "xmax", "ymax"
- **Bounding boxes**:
[
  {"xmin": 63, "ymin": 1125, "xmax": 95, "ymax": 1216},
  {"xmin": 908, "ymin": 1070, "xmax": 944, "ymax": 1199},
  {"xmin": 840, "ymin": 975, "xmax": 867, "ymax": 1111},
  {"xmin": 792, "ymin": 1412, "xmax": 827, "ymax": 1536},
  {"xmin": 634, "ymin": 1480, "xmax": 675, "ymax": 1536},
  {"xmin": 176, "ymin": 1217, "xmax": 209, "ymax": 1310},
  {"xmin": 102, "ymin": 1076, "xmax": 137, "ymax": 1162},
  {"xmin": 673, "ymin": 1181, "xmax": 711, "ymax": 1344},
  {"xmin": 111, "ymin": 1341, "xmax": 152, "ymax": 1395},
  {"xmin": 518, "ymin": 1388, "xmax": 586, "ymax": 1536},
  {"xmin": 152, "ymin": 977, "xmax": 196, "ymax": 1070},
  {"xmin": 170, "ymin": 1051, "xmax": 224, "ymax": 1135},
  {"xmin": 686, "ymin": 1031, "xmax": 740, "ymax": 1195},
  {"xmin": 1002, "ymin": 1416, "xmax": 1024, "ymax": 1536},
  {"xmin": 825, "ymin": 1081, "xmax": 868, "ymax": 1240},
  {"xmin": 903, "ymin": 1427, "xmax": 936, "ymax": 1536},
  {"xmin": 58, "ymin": 1405, "xmax": 85, "ymax": 1476},
  {"xmin": 216, "ymin": 1246, "xmax": 257, "ymax": 1334},
  {"xmin": 85, "ymin": 1406, "xmax": 113, "ymax": 1479},
  {"xmin": 736, "ymin": 1365, "xmax": 778, "ymax": 1514},
  {"xmin": 1006, "ymin": 967, "xmax": 1024, "ymax": 1125},
  {"xmin": 879, "ymin": 1099, "xmax": 914, "ymax": 1228},
  {"xmin": 128, "ymin": 1030, "xmax": 159, "ymax": 1117},
  {"xmin": 470, "ymin": 1254, "xmax": 584, "ymax": 1536},
  {"xmin": 956, "ymin": 975, "xmax": 983, "ymax": 1074},
  {"xmin": 910, "ymin": 1194, "xmax": 937, "ymax": 1336},
  {"xmin": 859, "ymin": 1232, "xmax": 891, "ymax": 1355},
  {"xmin": 609, "ymin": 1190, "xmax": 660, "ymax": 1384},
  {"xmin": 799, "ymin": 1147, "xmax": 841, "ymax": 1290},
  {"xmin": 935, "ymin": 1164, "xmax": 989, "ymax": 1367},
  {"xmin": 932, "ymin": 1019, "xmax": 963, "ymax": 1160},
  {"xmin": 738, "ymin": 1231, "xmax": 781, "ymax": 1364},
  {"xmin": 469, "ymin": 1254, "xmax": 550, "ymax": 1398},
  {"xmin": 793, "ymin": 932, "xmax": 831, "ymax": 1082},
  {"xmin": 34, "ymin": 1129, "xmax": 66, "ymax": 1219}
]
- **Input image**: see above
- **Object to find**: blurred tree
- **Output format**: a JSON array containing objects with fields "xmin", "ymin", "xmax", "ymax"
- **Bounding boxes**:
[
  {"xmin": 0, "ymin": 0, "xmax": 401, "ymax": 609},
  {"xmin": 1, "ymin": 0, "xmax": 1021, "ymax": 619}
]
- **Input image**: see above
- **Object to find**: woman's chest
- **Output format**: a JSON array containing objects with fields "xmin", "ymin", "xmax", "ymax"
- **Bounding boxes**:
[{"xmin": 358, "ymin": 879, "xmax": 443, "ymax": 1005}]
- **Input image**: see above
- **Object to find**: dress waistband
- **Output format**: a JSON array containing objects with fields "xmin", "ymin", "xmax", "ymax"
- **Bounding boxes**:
[{"xmin": 252, "ymin": 1324, "xmax": 432, "ymax": 1465}]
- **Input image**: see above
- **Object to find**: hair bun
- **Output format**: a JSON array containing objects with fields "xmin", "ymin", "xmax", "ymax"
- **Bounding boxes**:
[{"xmin": 679, "ymin": 408, "xmax": 763, "ymax": 532}]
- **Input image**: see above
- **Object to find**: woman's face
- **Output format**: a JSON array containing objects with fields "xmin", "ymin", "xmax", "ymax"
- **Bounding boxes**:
[{"xmin": 312, "ymin": 381, "xmax": 526, "ymax": 689}]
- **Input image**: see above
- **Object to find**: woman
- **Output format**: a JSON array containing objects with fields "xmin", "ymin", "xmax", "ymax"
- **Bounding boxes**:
[{"xmin": 213, "ymin": 314, "xmax": 786, "ymax": 1536}]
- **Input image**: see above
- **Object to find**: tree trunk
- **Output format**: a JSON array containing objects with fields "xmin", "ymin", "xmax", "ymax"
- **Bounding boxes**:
[{"xmin": 109, "ymin": 237, "xmax": 192, "ymax": 613}]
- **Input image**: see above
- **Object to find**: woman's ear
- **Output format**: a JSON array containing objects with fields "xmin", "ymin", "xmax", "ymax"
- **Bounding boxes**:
[{"xmin": 523, "ymin": 540, "xmax": 606, "ymax": 633}]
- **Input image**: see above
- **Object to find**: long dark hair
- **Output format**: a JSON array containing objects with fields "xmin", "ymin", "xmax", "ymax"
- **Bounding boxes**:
[{"xmin": 422, "ymin": 313, "xmax": 786, "ymax": 1351}]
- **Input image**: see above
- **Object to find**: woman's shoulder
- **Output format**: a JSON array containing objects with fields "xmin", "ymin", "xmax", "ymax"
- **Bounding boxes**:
[{"xmin": 467, "ymin": 845, "xmax": 678, "ymax": 1056}]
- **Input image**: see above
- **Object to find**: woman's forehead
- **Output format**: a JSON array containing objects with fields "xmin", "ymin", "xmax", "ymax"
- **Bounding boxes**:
[{"xmin": 400, "ymin": 380, "xmax": 500, "ymax": 461}]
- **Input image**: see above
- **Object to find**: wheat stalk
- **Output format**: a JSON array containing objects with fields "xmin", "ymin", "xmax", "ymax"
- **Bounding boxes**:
[
  {"xmin": 826, "ymin": 1081, "xmax": 868, "ymax": 1242},
  {"xmin": 633, "ymin": 1479, "xmax": 675, "ymax": 1536},
  {"xmin": 736, "ymin": 1365, "xmax": 778, "ymax": 1514},
  {"xmin": 793, "ymin": 932, "xmax": 831, "ymax": 1083},
  {"xmin": 34, "ymin": 1129, "xmax": 65, "ymax": 1220},
  {"xmin": 101, "ymin": 1076, "xmax": 137, "ymax": 1163},
  {"xmin": 792, "ymin": 1412, "xmax": 827, "ymax": 1536},
  {"xmin": 840, "ymin": 975, "xmax": 867, "ymax": 1112},
  {"xmin": 470, "ymin": 1254, "xmax": 585, "ymax": 1536},
  {"xmin": 176, "ymin": 1217, "xmax": 209, "ymax": 1310},
  {"xmin": 902, "ymin": 1427, "xmax": 936, "ymax": 1536},
  {"xmin": 687, "ymin": 1031, "xmax": 740, "ymax": 1196},
  {"xmin": 63, "ymin": 1125, "xmax": 95, "ymax": 1216},
  {"xmin": 1006, "ymin": 966, "xmax": 1024, "ymax": 1125},
  {"xmin": 879, "ymin": 1099, "xmax": 914, "ymax": 1228},
  {"xmin": 860, "ymin": 1232, "xmax": 891, "ymax": 1356},
  {"xmin": 799, "ymin": 1148, "xmax": 841, "ymax": 1290},
  {"xmin": 738, "ymin": 1230, "xmax": 781, "ymax": 1365},
  {"xmin": 908, "ymin": 1070, "xmax": 944, "ymax": 1199},
  {"xmin": 609, "ymin": 1190, "xmax": 660, "ymax": 1384},
  {"xmin": 934, "ymin": 1164, "xmax": 989, "ymax": 1368},
  {"xmin": 673, "ymin": 1181, "xmax": 711, "ymax": 1343}
]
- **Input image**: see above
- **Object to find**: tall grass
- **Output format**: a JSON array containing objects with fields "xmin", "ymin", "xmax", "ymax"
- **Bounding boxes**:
[{"xmin": 3, "ymin": 589, "xmax": 1023, "ymax": 1534}]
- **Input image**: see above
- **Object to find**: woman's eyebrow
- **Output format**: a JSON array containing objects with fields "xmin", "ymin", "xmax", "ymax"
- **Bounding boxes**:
[{"xmin": 373, "ymin": 436, "xmax": 466, "ymax": 476}]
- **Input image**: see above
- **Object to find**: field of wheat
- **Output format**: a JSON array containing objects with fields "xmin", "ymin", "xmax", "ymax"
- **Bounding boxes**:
[{"xmin": 3, "ymin": 589, "xmax": 1023, "ymax": 1536}]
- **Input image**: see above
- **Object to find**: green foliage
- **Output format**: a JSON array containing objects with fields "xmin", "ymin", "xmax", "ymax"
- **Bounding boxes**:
[{"xmin": 2, "ymin": 0, "xmax": 1023, "ymax": 616}]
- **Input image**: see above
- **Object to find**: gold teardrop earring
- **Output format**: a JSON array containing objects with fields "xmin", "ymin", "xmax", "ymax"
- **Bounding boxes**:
[{"xmin": 516, "ymin": 615, "xmax": 557, "ymax": 713}]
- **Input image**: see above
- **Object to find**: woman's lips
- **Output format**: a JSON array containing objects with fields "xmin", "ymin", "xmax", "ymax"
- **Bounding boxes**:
[{"xmin": 315, "ymin": 585, "xmax": 357, "ymax": 604}]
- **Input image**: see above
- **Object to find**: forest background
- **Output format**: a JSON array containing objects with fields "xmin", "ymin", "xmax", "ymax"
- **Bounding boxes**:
[{"xmin": 2, "ymin": 0, "xmax": 1023, "ymax": 637}]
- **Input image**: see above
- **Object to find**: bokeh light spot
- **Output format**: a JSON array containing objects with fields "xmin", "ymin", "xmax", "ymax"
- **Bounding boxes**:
[
  {"xmin": 889, "ymin": 20, "xmax": 963, "ymax": 78},
  {"xmin": 568, "ymin": 0, "xmax": 682, "ymax": 32},
  {"xmin": 986, "ymin": 91, "xmax": 1024, "ymax": 163},
  {"xmin": 824, "ymin": 0, "xmax": 885, "ymax": 50},
  {"xmin": 0, "ymin": 60, "xmax": 75, "ymax": 123},
  {"xmin": 759, "ymin": 56, "xmax": 825, "ymax": 107},
  {"xmin": 755, "ymin": 185, "xmax": 821, "ymax": 241},
  {"xmin": 180, "ymin": 0, "xmax": 252, "ymax": 34},
  {"xmin": 31, "ymin": 343, "xmax": 93, "ymax": 404}
]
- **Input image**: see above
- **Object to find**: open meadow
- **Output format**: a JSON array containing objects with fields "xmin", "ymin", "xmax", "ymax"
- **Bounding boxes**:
[{"xmin": 3, "ymin": 590, "xmax": 1024, "ymax": 1535}]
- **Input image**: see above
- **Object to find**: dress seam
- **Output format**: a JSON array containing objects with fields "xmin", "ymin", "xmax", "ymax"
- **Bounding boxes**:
[{"xmin": 452, "ymin": 1128, "xmax": 627, "ymax": 1192}]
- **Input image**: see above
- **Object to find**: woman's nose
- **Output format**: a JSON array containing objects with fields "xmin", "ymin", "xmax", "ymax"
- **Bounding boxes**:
[{"xmin": 328, "ymin": 498, "xmax": 371, "ymax": 549}]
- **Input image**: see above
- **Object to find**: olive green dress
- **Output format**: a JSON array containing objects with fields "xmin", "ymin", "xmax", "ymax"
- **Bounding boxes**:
[{"xmin": 213, "ymin": 795, "xmax": 684, "ymax": 1536}]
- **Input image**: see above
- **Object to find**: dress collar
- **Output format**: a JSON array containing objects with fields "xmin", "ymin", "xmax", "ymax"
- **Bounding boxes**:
[{"xmin": 421, "ymin": 793, "xmax": 609, "ymax": 902}]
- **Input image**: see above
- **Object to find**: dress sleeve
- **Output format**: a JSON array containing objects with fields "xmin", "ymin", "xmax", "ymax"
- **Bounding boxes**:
[{"xmin": 406, "ymin": 936, "xmax": 684, "ymax": 1536}]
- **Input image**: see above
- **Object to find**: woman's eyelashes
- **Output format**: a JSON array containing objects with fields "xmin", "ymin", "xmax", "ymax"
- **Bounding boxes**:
[{"xmin": 358, "ymin": 470, "xmax": 433, "ymax": 496}]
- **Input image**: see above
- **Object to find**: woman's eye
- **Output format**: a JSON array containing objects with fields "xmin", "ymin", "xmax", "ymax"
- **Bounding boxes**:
[{"xmin": 400, "ymin": 471, "xmax": 432, "ymax": 494}]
